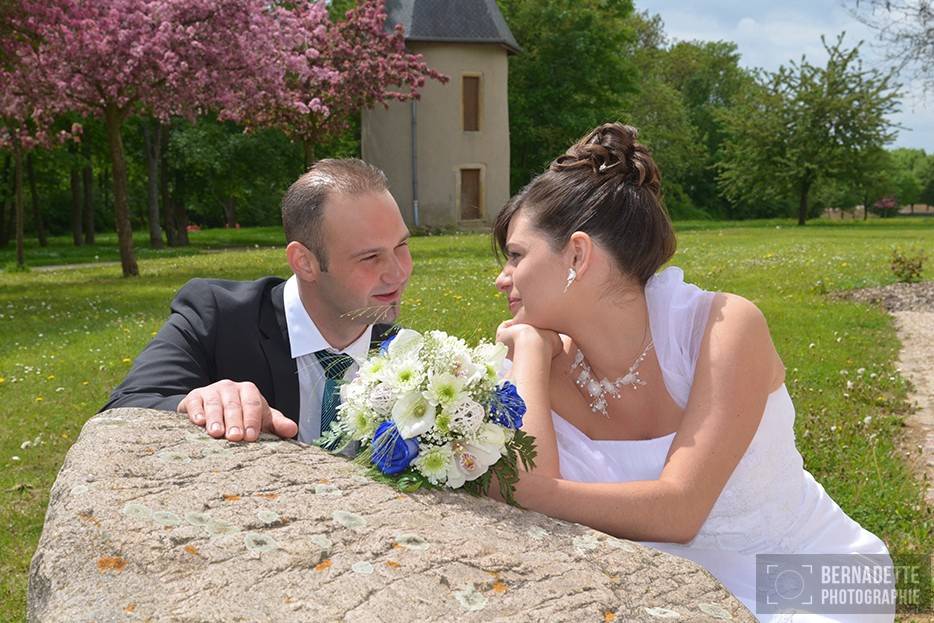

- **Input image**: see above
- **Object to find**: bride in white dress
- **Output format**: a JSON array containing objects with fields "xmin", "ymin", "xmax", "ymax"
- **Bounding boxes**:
[{"xmin": 491, "ymin": 123, "xmax": 894, "ymax": 622}]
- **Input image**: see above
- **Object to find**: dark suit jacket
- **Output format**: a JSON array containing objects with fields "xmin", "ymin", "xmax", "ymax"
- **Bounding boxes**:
[{"xmin": 101, "ymin": 277, "xmax": 396, "ymax": 433}]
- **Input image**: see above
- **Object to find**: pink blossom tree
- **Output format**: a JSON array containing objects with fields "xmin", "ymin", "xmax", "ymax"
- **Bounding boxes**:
[
  {"xmin": 6, "ymin": 0, "xmax": 307, "ymax": 276},
  {"xmin": 0, "ymin": 47, "xmax": 80, "ymax": 268},
  {"xmin": 236, "ymin": 0, "xmax": 448, "ymax": 167},
  {"xmin": 7, "ymin": 0, "xmax": 443, "ymax": 275}
]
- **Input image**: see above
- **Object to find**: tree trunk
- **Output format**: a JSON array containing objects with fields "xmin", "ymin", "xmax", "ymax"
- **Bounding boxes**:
[
  {"xmin": 3, "ymin": 162, "xmax": 13, "ymax": 247},
  {"xmin": 100, "ymin": 167, "xmax": 110, "ymax": 215},
  {"xmin": 303, "ymin": 139, "xmax": 315, "ymax": 170},
  {"xmin": 104, "ymin": 105, "xmax": 139, "ymax": 277},
  {"xmin": 159, "ymin": 123, "xmax": 177, "ymax": 246},
  {"xmin": 14, "ymin": 144, "xmax": 25, "ymax": 268},
  {"xmin": 797, "ymin": 180, "xmax": 811, "ymax": 226},
  {"xmin": 82, "ymin": 138, "xmax": 95, "ymax": 244},
  {"xmin": 26, "ymin": 152, "xmax": 47, "ymax": 246},
  {"xmin": 69, "ymin": 143, "xmax": 83, "ymax": 246},
  {"xmin": 863, "ymin": 193, "xmax": 868, "ymax": 221},
  {"xmin": 223, "ymin": 196, "xmax": 237, "ymax": 228},
  {"xmin": 0, "ymin": 154, "xmax": 10, "ymax": 247},
  {"xmin": 172, "ymin": 168, "xmax": 189, "ymax": 246},
  {"xmin": 141, "ymin": 118, "xmax": 164, "ymax": 249}
]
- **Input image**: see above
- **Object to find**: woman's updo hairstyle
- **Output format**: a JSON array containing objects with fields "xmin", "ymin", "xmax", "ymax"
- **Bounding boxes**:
[{"xmin": 493, "ymin": 122, "xmax": 676, "ymax": 285}]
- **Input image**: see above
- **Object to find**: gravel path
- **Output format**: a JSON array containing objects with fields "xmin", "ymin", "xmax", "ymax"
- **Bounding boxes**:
[{"xmin": 840, "ymin": 281, "xmax": 934, "ymax": 505}]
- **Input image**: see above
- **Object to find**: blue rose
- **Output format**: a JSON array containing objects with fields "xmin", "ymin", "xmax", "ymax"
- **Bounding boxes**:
[
  {"xmin": 370, "ymin": 420, "xmax": 419, "ymax": 475},
  {"xmin": 379, "ymin": 332, "xmax": 397, "ymax": 355},
  {"xmin": 490, "ymin": 381, "xmax": 527, "ymax": 429}
]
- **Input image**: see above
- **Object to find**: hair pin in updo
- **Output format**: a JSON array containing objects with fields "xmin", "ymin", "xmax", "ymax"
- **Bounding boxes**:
[{"xmin": 598, "ymin": 160, "xmax": 622, "ymax": 173}]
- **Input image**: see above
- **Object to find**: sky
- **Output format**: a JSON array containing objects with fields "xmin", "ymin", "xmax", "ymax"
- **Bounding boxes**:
[{"xmin": 636, "ymin": 0, "xmax": 933, "ymax": 152}]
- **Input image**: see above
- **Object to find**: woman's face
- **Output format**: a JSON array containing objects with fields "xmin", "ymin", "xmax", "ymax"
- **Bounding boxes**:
[{"xmin": 494, "ymin": 210, "xmax": 569, "ymax": 327}]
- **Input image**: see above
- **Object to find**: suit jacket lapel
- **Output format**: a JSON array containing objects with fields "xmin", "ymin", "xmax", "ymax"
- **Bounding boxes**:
[{"xmin": 260, "ymin": 281, "xmax": 300, "ymax": 430}]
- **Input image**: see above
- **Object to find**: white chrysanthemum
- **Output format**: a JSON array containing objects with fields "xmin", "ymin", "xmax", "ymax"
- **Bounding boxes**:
[
  {"xmin": 359, "ymin": 356, "xmax": 388, "ymax": 381},
  {"xmin": 382, "ymin": 357, "xmax": 425, "ymax": 393},
  {"xmin": 424, "ymin": 372, "xmax": 466, "ymax": 407},
  {"xmin": 339, "ymin": 404, "xmax": 378, "ymax": 441},
  {"xmin": 412, "ymin": 443, "xmax": 453, "ymax": 485},
  {"xmin": 391, "ymin": 390, "xmax": 437, "ymax": 438},
  {"xmin": 387, "ymin": 328, "xmax": 424, "ymax": 359},
  {"xmin": 445, "ymin": 397, "xmax": 486, "ymax": 436}
]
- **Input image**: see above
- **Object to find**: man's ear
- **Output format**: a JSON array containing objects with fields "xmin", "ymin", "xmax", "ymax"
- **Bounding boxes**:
[
  {"xmin": 286, "ymin": 241, "xmax": 320, "ymax": 282},
  {"xmin": 567, "ymin": 231, "xmax": 594, "ymax": 278}
]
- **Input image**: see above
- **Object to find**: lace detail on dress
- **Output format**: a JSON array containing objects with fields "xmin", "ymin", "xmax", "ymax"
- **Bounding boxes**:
[{"xmin": 688, "ymin": 386, "xmax": 806, "ymax": 553}]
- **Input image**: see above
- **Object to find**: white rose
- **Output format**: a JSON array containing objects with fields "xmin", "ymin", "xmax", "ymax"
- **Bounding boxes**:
[{"xmin": 387, "ymin": 328, "xmax": 424, "ymax": 359}]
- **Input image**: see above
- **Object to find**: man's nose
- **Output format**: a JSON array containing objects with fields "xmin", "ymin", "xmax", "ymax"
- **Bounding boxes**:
[{"xmin": 385, "ymin": 254, "xmax": 407, "ymax": 284}]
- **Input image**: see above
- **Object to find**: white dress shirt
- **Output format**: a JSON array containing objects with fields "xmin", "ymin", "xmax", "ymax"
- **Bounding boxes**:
[{"xmin": 282, "ymin": 275, "xmax": 373, "ymax": 443}]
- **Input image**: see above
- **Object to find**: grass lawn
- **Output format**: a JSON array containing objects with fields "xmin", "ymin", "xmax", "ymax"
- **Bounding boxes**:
[
  {"xmin": 1, "ymin": 218, "xmax": 932, "ymax": 621},
  {"xmin": 0, "ymin": 226, "xmax": 286, "ymax": 270}
]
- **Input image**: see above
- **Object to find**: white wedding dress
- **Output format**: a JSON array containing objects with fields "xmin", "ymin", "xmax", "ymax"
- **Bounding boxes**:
[{"xmin": 552, "ymin": 267, "xmax": 894, "ymax": 622}]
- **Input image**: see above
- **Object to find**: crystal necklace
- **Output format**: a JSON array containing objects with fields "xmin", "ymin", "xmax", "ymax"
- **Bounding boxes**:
[{"xmin": 570, "ymin": 338, "xmax": 654, "ymax": 418}]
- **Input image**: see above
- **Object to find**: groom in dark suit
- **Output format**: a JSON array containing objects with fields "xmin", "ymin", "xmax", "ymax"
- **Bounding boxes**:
[{"xmin": 102, "ymin": 159, "xmax": 412, "ymax": 444}]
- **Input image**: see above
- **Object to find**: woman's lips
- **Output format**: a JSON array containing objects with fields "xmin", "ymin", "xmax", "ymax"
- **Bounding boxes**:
[{"xmin": 508, "ymin": 298, "xmax": 521, "ymax": 313}]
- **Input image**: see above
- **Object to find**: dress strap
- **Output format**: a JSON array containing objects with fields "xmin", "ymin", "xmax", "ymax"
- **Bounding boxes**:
[{"xmin": 644, "ymin": 267, "xmax": 716, "ymax": 409}]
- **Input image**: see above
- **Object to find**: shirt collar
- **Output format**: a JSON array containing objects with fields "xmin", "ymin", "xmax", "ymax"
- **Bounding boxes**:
[{"xmin": 283, "ymin": 274, "xmax": 374, "ymax": 360}]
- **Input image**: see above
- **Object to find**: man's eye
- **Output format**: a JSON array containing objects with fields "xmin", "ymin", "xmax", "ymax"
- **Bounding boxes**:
[{"xmin": 362, "ymin": 255, "xmax": 378, "ymax": 262}]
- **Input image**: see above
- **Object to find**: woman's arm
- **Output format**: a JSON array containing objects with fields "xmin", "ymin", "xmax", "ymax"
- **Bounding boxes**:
[
  {"xmin": 496, "ymin": 322, "xmax": 563, "ymax": 477},
  {"xmin": 511, "ymin": 293, "xmax": 782, "ymax": 543}
]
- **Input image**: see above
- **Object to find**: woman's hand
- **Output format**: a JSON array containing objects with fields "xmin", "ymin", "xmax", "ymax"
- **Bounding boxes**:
[{"xmin": 495, "ymin": 319, "xmax": 562, "ymax": 361}]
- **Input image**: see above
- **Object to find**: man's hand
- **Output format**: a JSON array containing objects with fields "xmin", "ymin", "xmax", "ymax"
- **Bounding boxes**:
[{"xmin": 176, "ymin": 380, "xmax": 298, "ymax": 442}]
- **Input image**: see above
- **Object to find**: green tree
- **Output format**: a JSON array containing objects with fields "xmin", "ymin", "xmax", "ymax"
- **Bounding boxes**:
[
  {"xmin": 499, "ymin": 0, "xmax": 639, "ymax": 192},
  {"xmin": 615, "ymin": 15, "xmax": 706, "ymax": 218},
  {"xmin": 888, "ymin": 147, "xmax": 928, "ymax": 210},
  {"xmin": 919, "ymin": 154, "xmax": 934, "ymax": 206},
  {"xmin": 717, "ymin": 35, "xmax": 900, "ymax": 225},
  {"xmin": 656, "ymin": 40, "xmax": 755, "ymax": 218},
  {"xmin": 165, "ymin": 118, "xmax": 302, "ymax": 229}
]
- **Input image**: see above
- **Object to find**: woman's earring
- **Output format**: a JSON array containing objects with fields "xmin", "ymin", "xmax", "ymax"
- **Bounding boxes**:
[{"xmin": 564, "ymin": 267, "xmax": 577, "ymax": 293}]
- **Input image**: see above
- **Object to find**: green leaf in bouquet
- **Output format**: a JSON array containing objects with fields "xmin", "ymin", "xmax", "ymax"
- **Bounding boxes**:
[{"xmin": 397, "ymin": 473, "xmax": 427, "ymax": 493}]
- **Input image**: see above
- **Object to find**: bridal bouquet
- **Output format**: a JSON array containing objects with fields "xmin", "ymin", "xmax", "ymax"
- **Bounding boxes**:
[{"xmin": 319, "ymin": 329, "xmax": 536, "ymax": 504}]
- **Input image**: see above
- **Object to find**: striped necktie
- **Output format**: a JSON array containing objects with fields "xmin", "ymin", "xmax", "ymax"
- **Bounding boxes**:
[{"xmin": 313, "ymin": 350, "xmax": 355, "ymax": 442}]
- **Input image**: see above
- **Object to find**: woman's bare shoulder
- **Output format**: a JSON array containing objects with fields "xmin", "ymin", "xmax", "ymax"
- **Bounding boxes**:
[{"xmin": 706, "ymin": 292, "xmax": 785, "ymax": 388}]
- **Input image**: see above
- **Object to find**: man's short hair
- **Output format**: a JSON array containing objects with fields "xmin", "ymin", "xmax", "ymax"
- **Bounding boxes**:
[{"xmin": 281, "ymin": 158, "xmax": 389, "ymax": 271}]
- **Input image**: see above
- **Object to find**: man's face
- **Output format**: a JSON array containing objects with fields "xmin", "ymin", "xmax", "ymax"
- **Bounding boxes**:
[{"xmin": 314, "ymin": 189, "xmax": 413, "ymax": 328}]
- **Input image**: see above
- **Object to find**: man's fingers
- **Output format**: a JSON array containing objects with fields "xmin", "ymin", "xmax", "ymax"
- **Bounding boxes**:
[
  {"xmin": 267, "ymin": 408, "xmax": 298, "ymax": 439},
  {"xmin": 180, "ymin": 393, "xmax": 206, "ymax": 427},
  {"xmin": 217, "ymin": 384, "xmax": 244, "ymax": 441},
  {"xmin": 201, "ymin": 388, "xmax": 227, "ymax": 438},
  {"xmin": 239, "ymin": 383, "xmax": 266, "ymax": 442}
]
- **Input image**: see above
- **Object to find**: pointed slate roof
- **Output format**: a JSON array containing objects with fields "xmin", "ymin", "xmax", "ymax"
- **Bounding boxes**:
[{"xmin": 385, "ymin": 0, "xmax": 521, "ymax": 54}]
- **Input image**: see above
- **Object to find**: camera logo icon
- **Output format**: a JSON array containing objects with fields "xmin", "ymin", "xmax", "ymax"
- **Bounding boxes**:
[{"xmin": 757, "ymin": 555, "xmax": 817, "ymax": 613}]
